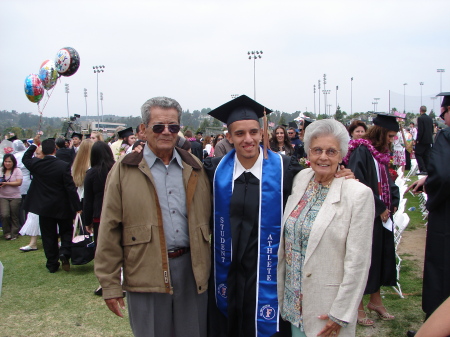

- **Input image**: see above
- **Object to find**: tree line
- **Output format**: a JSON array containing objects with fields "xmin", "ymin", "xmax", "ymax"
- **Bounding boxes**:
[{"xmin": 1, "ymin": 107, "xmax": 428, "ymax": 140}]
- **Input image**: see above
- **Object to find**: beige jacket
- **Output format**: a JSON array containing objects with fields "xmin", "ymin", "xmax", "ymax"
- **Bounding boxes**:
[
  {"xmin": 110, "ymin": 139, "xmax": 122, "ymax": 161},
  {"xmin": 277, "ymin": 168, "xmax": 374, "ymax": 337},
  {"xmin": 95, "ymin": 147, "xmax": 211, "ymax": 299}
]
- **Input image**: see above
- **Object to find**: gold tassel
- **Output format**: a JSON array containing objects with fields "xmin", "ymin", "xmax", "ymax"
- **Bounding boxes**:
[{"xmin": 263, "ymin": 109, "xmax": 268, "ymax": 159}]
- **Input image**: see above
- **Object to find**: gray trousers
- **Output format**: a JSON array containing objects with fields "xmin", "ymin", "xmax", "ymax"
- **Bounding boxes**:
[
  {"xmin": 0, "ymin": 197, "xmax": 21, "ymax": 239},
  {"xmin": 127, "ymin": 252, "xmax": 207, "ymax": 337}
]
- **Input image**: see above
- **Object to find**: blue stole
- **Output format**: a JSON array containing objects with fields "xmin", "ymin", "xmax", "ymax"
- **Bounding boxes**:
[{"xmin": 213, "ymin": 148, "xmax": 283, "ymax": 337}]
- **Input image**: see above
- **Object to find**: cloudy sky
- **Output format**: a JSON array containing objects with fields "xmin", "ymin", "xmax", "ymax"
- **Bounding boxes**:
[{"xmin": 1, "ymin": 0, "xmax": 449, "ymax": 120}]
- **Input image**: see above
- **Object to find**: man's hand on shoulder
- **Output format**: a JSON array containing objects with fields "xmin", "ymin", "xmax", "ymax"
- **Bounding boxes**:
[
  {"xmin": 335, "ymin": 165, "xmax": 356, "ymax": 180},
  {"xmin": 105, "ymin": 297, "xmax": 126, "ymax": 318}
]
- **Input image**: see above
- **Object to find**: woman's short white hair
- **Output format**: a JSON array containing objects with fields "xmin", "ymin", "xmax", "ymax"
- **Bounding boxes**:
[{"xmin": 303, "ymin": 119, "xmax": 350, "ymax": 158}]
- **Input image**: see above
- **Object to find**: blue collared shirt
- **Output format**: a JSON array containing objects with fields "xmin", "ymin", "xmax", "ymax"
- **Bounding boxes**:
[{"xmin": 143, "ymin": 145, "xmax": 189, "ymax": 250}]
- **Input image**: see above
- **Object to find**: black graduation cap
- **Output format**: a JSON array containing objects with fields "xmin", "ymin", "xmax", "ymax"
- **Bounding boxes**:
[
  {"xmin": 196, "ymin": 131, "xmax": 203, "ymax": 136},
  {"xmin": 118, "ymin": 127, "xmax": 134, "ymax": 138},
  {"xmin": 302, "ymin": 118, "xmax": 314, "ymax": 129},
  {"xmin": 208, "ymin": 95, "xmax": 272, "ymax": 125},
  {"xmin": 437, "ymin": 92, "xmax": 450, "ymax": 107},
  {"xmin": 7, "ymin": 135, "xmax": 17, "ymax": 142},
  {"xmin": 71, "ymin": 132, "xmax": 83, "ymax": 139},
  {"xmin": 372, "ymin": 112, "xmax": 399, "ymax": 132},
  {"xmin": 288, "ymin": 121, "xmax": 298, "ymax": 129}
]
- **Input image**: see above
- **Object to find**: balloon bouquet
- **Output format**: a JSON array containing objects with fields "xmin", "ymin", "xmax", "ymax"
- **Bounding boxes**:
[{"xmin": 23, "ymin": 47, "xmax": 80, "ymax": 132}]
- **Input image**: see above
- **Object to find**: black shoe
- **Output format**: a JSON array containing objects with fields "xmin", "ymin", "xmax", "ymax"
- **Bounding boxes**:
[
  {"xmin": 406, "ymin": 331, "xmax": 417, "ymax": 337},
  {"xmin": 94, "ymin": 286, "xmax": 103, "ymax": 296},
  {"xmin": 48, "ymin": 263, "xmax": 60, "ymax": 273},
  {"xmin": 59, "ymin": 254, "xmax": 70, "ymax": 272}
]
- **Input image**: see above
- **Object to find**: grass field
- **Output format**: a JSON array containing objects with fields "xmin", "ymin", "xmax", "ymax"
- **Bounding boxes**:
[{"xmin": 0, "ymin": 177, "xmax": 428, "ymax": 337}]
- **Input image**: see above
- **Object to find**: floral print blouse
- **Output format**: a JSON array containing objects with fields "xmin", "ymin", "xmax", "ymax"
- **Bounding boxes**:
[{"xmin": 281, "ymin": 178, "xmax": 330, "ymax": 328}]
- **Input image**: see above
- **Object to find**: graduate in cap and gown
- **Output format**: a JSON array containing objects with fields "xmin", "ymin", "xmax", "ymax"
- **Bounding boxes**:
[
  {"xmin": 408, "ymin": 93, "xmax": 450, "ymax": 320},
  {"xmin": 343, "ymin": 112, "xmax": 400, "ymax": 326},
  {"xmin": 204, "ymin": 95, "xmax": 353, "ymax": 337},
  {"xmin": 117, "ymin": 127, "xmax": 136, "ymax": 155},
  {"xmin": 71, "ymin": 132, "xmax": 83, "ymax": 154}
]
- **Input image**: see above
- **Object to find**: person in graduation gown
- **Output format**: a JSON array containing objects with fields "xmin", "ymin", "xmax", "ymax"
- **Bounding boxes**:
[
  {"xmin": 71, "ymin": 132, "xmax": 83, "ymax": 154},
  {"xmin": 204, "ymin": 95, "xmax": 354, "ymax": 337},
  {"xmin": 407, "ymin": 92, "xmax": 450, "ymax": 321},
  {"xmin": 343, "ymin": 113, "xmax": 400, "ymax": 327}
]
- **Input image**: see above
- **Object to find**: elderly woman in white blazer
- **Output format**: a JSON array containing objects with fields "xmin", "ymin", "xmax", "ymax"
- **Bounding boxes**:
[{"xmin": 277, "ymin": 119, "xmax": 375, "ymax": 337}]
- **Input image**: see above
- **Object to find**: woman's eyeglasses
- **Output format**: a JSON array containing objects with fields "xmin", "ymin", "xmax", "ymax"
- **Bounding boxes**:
[
  {"xmin": 151, "ymin": 124, "xmax": 181, "ymax": 134},
  {"xmin": 309, "ymin": 147, "xmax": 340, "ymax": 157}
]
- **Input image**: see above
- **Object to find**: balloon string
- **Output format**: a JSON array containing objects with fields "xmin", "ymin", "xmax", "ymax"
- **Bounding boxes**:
[
  {"xmin": 37, "ymin": 85, "xmax": 56, "ymax": 132},
  {"xmin": 40, "ymin": 86, "xmax": 56, "ymax": 112}
]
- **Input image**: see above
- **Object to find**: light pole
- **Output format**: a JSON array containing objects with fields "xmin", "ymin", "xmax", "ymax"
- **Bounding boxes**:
[
  {"xmin": 248, "ymin": 51, "xmax": 262, "ymax": 100},
  {"xmin": 83, "ymin": 88, "xmax": 88, "ymax": 121},
  {"xmin": 350, "ymin": 77, "xmax": 353, "ymax": 114},
  {"xmin": 100, "ymin": 92, "xmax": 104, "ymax": 123},
  {"xmin": 419, "ymin": 82, "xmax": 424, "ymax": 105},
  {"xmin": 437, "ymin": 69, "xmax": 445, "ymax": 92},
  {"xmin": 65, "ymin": 83, "xmax": 70, "ymax": 119},
  {"xmin": 327, "ymin": 104, "xmax": 332, "ymax": 116},
  {"xmin": 373, "ymin": 98, "xmax": 380, "ymax": 112},
  {"xmin": 313, "ymin": 85, "xmax": 316, "ymax": 115},
  {"xmin": 318, "ymin": 80, "xmax": 321, "ymax": 115},
  {"xmin": 322, "ymin": 89, "xmax": 330, "ymax": 116},
  {"xmin": 430, "ymin": 96, "xmax": 437, "ymax": 115},
  {"xmin": 403, "ymin": 83, "xmax": 408, "ymax": 113},
  {"xmin": 335, "ymin": 85, "xmax": 338, "ymax": 112},
  {"xmin": 93, "ymin": 65, "xmax": 105, "ymax": 131},
  {"xmin": 323, "ymin": 74, "xmax": 327, "ymax": 115}
]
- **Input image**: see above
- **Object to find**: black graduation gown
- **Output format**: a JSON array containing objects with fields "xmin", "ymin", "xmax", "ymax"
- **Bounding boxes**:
[
  {"xmin": 422, "ymin": 128, "xmax": 450, "ymax": 316},
  {"xmin": 346, "ymin": 145, "xmax": 399, "ymax": 294},
  {"xmin": 204, "ymin": 154, "xmax": 302, "ymax": 337}
]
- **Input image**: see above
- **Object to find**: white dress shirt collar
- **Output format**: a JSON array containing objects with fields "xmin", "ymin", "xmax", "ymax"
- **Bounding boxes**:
[{"xmin": 233, "ymin": 147, "xmax": 263, "ymax": 182}]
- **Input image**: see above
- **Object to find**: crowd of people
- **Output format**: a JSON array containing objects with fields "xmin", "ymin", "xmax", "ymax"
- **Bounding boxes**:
[{"xmin": 0, "ymin": 93, "xmax": 449, "ymax": 337}]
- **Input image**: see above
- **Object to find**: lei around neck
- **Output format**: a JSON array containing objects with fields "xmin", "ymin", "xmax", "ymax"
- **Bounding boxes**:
[{"xmin": 343, "ymin": 138, "xmax": 390, "ymax": 165}]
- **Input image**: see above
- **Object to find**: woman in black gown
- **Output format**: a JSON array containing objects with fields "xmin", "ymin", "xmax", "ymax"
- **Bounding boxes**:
[
  {"xmin": 83, "ymin": 141, "xmax": 115, "ymax": 295},
  {"xmin": 343, "ymin": 114, "xmax": 400, "ymax": 327}
]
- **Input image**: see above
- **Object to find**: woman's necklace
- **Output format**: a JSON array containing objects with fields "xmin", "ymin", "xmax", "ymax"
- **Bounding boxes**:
[{"xmin": 314, "ymin": 177, "xmax": 333, "ymax": 188}]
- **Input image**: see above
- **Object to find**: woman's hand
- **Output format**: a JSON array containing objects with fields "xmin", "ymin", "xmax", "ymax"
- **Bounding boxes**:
[
  {"xmin": 317, "ymin": 315, "xmax": 341, "ymax": 336},
  {"xmin": 380, "ymin": 209, "xmax": 390, "ymax": 222},
  {"xmin": 85, "ymin": 226, "xmax": 93, "ymax": 234},
  {"xmin": 33, "ymin": 134, "xmax": 41, "ymax": 146}
]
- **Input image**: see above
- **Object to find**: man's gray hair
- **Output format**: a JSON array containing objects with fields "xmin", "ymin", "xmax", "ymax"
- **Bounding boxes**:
[
  {"xmin": 304, "ymin": 119, "xmax": 350, "ymax": 158},
  {"xmin": 141, "ymin": 97, "xmax": 182, "ymax": 126}
]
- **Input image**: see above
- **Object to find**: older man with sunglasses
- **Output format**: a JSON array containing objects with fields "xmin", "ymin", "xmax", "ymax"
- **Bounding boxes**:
[{"xmin": 95, "ymin": 97, "xmax": 211, "ymax": 337}]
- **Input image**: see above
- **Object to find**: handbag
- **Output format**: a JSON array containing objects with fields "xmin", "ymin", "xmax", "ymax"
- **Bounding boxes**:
[{"xmin": 71, "ymin": 213, "xmax": 95, "ymax": 265}]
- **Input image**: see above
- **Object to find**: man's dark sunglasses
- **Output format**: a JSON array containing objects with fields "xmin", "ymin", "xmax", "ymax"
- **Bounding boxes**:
[
  {"xmin": 152, "ymin": 124, "xmax": 181, "ymax": 133},
  {"xmin": 440, "ymin": 107, "xmax": 448, "ymax": 120}
]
